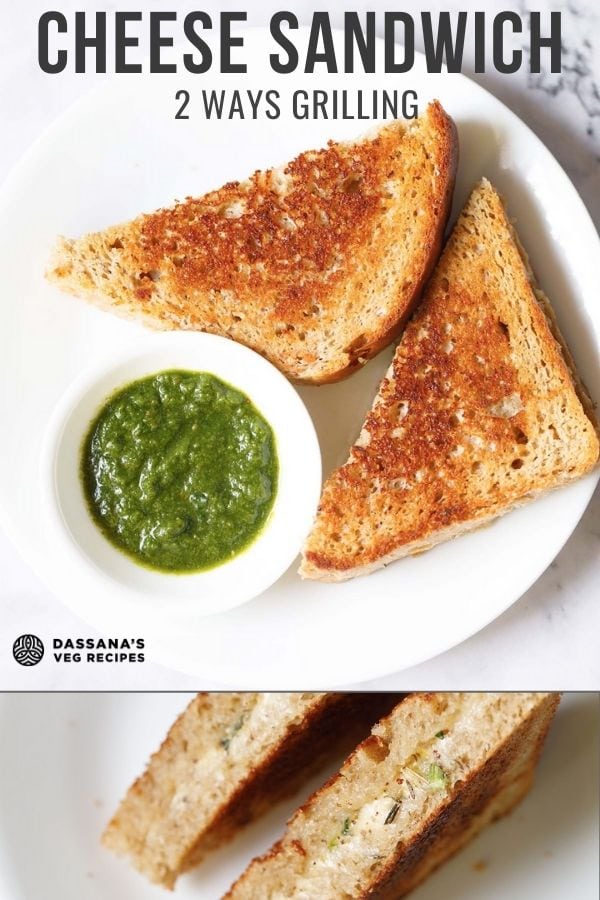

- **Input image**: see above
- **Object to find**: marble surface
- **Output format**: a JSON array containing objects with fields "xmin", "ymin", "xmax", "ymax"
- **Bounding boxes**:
[{"xmin": 0, "ymin": 0, "xmax": 598, "ymax": 690}]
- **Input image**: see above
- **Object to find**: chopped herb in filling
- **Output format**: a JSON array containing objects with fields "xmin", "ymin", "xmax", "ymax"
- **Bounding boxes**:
[
  {"xmin": 384, "ymin": 801, "xmax": 401, "ymax": 824},
  {"xmin": 426, "ymin": 763, "xmax": 448, "ymax": 789},
  {"xmin": 220, "ymin": 715, "xmax": 245, "ymax": 751},
  {"xmin": 328, "ymin": 816, "xmax": 352, "ymax": 849}
]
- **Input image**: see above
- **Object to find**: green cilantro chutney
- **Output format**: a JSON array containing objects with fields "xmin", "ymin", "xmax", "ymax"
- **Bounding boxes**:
[{"xmin": 81, "ymin": 370, "xmax": 278, "ymax": 573}]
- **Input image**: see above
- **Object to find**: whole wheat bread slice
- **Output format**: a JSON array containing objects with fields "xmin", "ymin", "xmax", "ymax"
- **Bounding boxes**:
[
  {"xmin": 102, "ymin": 692, "xmax": 399, "ymax": 890},
  {"xmin": 226, "ymin": 692, "xmax": 559, "ymax": 899},
  {"xmin": 301, "ymin": 179, "xmax": 599, "ymax": 580},
  {"xmin": 47, "ymin": 101, "xmax": 457, "ymax": 383}
]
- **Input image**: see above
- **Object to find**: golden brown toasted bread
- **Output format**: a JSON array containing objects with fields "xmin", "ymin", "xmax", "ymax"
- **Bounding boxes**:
[
  {"xmin": 301, "ymin": 179, "xmax": 599, "ymax": 580},
  {"xmin": 47, "ymin": 102, "xmax": 457, "ymax": 383},
  {"xmin": 226, "ymin": 693, "xmax": 559, "ymax": 899},
  {"xmin": 102, "ymin": 692, "xmax": 399, "ymax": 890}
]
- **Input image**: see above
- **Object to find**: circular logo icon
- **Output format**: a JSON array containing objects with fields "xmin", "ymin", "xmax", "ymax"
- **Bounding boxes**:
[{"xmin": 12, "ymin": 634, "xmax": 45, "ymax": 666}]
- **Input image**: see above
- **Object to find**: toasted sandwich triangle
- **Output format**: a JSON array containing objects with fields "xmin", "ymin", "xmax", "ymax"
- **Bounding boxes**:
[
  {"xmin": 47, "ymin": 101, "xmax": 457, "ymax": 384},
  {"xmin": 101, "ymin": 693, "xmax": 398, "ymax": 889},
  {"xmin": 301, "ymin": 179, "xmax": 599, "ymax": 580},
  {"xmin": 226, "ymin": 693, "xmax": 560, "ymax": 899}
]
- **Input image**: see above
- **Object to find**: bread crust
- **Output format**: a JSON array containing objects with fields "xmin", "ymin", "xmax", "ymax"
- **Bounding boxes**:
[
  {"xmin": 301, "ymin": 179, "xmax": 599, "ymax": 579},
  {"xmin": 47, "ymin": 102, "xmax": 457, "ymax": 384}
]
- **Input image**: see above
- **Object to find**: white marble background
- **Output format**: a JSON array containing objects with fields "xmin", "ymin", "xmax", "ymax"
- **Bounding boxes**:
[{"xmin": 0, "ymin": 0, "xmax": 598, "ymax": 690}]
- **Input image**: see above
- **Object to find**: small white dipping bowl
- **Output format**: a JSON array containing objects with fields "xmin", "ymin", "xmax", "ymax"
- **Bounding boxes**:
[{"xmin": 41, "ymin": 332, "xmax": 321, "ymax": 617}]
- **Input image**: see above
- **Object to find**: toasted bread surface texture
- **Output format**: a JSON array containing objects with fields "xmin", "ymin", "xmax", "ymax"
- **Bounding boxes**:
[
  {"xmin": 47, "ymin": 102, "xmax": 457, "ymax": 383},
  {"xmin": 226, "ymin": 692, "xmax": 559, "ymax": 899},
  {"xmin": 102, "ymin": 692, "xmax": 398, "ymax": 889},
  {"xmin": 301, "ymin": 179, "xmax": 599, "ymax": 579}
]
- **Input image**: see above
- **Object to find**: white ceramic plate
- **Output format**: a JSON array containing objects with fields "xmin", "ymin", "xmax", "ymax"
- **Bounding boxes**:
[
  {"xmin": 0, "ymin": 692, "xmax": 597, "ymax": 899},
  {"xmin": 0, "ymin": 28, "xmax": 599, "ymax": 687}
]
